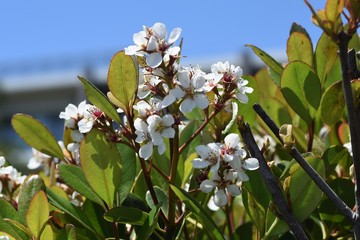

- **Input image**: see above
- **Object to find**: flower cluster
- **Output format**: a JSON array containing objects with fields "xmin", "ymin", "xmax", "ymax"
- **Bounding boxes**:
[
  {"xmin": 0, "ymin": 156, "xmax": 26, "ymax": 196},
  {"xmin": 125, "ymin": 22, "xmax": 182, "ymax": 68},
  {"xmin": 59, "ymin": 100, "xmax": 103, "ymax": 162},
  {"xmin": 192, "ymin": 134, "xmax": 259, "ymax": 207}
]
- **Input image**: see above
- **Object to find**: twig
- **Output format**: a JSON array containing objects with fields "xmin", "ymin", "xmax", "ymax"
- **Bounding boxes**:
[
  {"xmin": 338, "ymin": 32, "xmax": 360, "ymax": 237},
  {"xmin": 238, "ymin": 121, "xmax": 308, "ymax": 239},
  {"xmin": 253, "ymin": 103, "xmax": 354, "ymax": 222}
]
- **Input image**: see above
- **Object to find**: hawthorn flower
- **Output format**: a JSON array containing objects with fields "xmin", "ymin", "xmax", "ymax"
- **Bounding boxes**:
[
  {"xmin": 170, "ymin": 67, "xmax": 209, "ymax": 112},
  {"xmin": 146, "ymin": 114, "xmax": 175, "ymax": 151},
  {"xmin": 222, "ymin": 133, "xmax": 243, "ymax": 162},
  {"xmin": 125, "ymin": 22, "xmax": 182, "ymax": 68},
  {"xmin": 0, "ymin": 157, "xmax": 26, "ymax": 193},
  {"xmin": 192, "ymin": 143, "xmax": 221, "ymax": 173},
  {"xmin": 134, "ymin": 99, "xmax": 162, "ymax": 119},
  {"xmin": 138, "ymin": 69, "xmax": 162, "ymax": 99},
  {"xmin": 27, "ymin": 148, "xmax": 51, "ymax": 170}
]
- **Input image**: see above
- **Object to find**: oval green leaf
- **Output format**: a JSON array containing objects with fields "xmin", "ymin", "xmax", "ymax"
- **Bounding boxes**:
[
  {"xmin": 245, "ymin": 44, "xmax": 283, "ymax": 87},
  {"xmin": 58, "ymin": 164, "xmax": 104, "ymax": 208},
  {"xmin": 107, "ymin": 51, "xmax": 138, "ymax": 112},
  {"xmin": 287, "ymin": 32, "xmax": 313, "ymax": 66},
  {"xmin": 320, "ymin": 80, "xmax": 345, "ymax": 125},
  {"xmin": 170, "ymin": 184, "xmax": 224, "ymax": 240},
  {"xmin": 26, "ymin": 191, "xmax": 49, "ymax": 239},
  {"xmin": 281, "ymin": 61, "xmax": 321, "ymax": 124},
  {"xmin": 18, "ymin": 175, "xmax": 46, "ymax": 225},
  {"xmin": 104, "ymin": 206, "xmax": 148, "ymax": 226},
  {"xmin": 78, "ymin": 76, "xmax": 122, "ymax": 124},
  {"xmin": 315, "ymin": 33, "xmax": 338, "ymax": 85},
  {"xmin": 12, "ymin": 114, "xmax": 64, "ymax": 160},
  {"xmin": 80, "ymin": 128, "xmax": 122, "ymax": 209},
  {"xmin": 289, "ymin": 156, "xmax": 325, "ymax": 221}
]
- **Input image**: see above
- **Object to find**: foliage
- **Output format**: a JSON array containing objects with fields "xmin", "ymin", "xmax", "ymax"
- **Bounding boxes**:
[{"xmin": 0, "ymin": 1, "xmax": 360, "ymax": 239}]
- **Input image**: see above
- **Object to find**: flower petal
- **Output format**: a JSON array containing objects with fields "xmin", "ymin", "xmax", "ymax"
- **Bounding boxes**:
[
  {"xmin": 243, "ymin": 158, "xmax": 259, "ymax": 170},
  {"xmin": 146, "ymin": 36, "xmax": 159, "ymax": 51},
  {"xmin": 214, "ymin": 189, "xmax": 227, "ymax": 207},
  {"xmin": 146, "ymin": 52, "xmax": 163, "ymax": 68},
  {"xmin": 162, "ymin": 127, "xmax": 175, "ymax": 138},
  {"xmin": 194, "ymin": 93, "xmax": 209, "ymax": 109},
  {"xmin": 178, "ymin": 71, "xmax": 191, "ymax": 88},
  {"xmin": 225, "ymin": 133, "xmax": 240, "ymax": 149},
  {"xmin": 168, "ymin": 27, "xmax": 182, "ymax": 44},
  {"xmin": 191, "ymin": 158, "xmax": 211, "ymax": 169},
  {"xmin": 227, "ymin": 184, "xmax": 241, "ymax": 196},
  {"xmin": 180, "ymin": 98, "xmax": 196, "ymax": 113},
  {"xmin": 0, "ymin": 156, "xmax": 5, "ymax": 167},
  {"xmin": 152, "ymin": 22, "xmax": 167, "ymax": 39},
  {"xmin": 133, "ymin": 31, "xmax": 147, "ymax": 46},
  {"xmin": 27, "ymin": 157, "xmax": 41, "ymax": 169},
  {"xmin": 139, "ymin": 143, "xmax": 153, "ymax": 160},
  {"xmin": 199, "ymin": 180, "xmax": 217, "ymax": 193}
]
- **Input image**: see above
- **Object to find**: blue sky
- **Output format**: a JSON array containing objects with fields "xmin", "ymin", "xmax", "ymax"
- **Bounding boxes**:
[{"xmin": 0, "ymin": 1, "xmax": 325, "ymax": 64}]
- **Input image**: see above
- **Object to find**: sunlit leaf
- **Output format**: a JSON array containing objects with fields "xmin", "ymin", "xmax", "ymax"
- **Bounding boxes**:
[
  {"xmin": 281, "ymin": 61, "xmax": 321, "ymax": 124},
  {"xmin": 246, "ymin": 44, "xmax": 283, "ymax": 87},
  {"xmin": 287, "ymin": 32, "xmax": 313, "ymax": 66},
  {"xmin": 315, "ymin": 33, "xmax": 338, "ymax": 86},
  {"xmin": 104, "ymin": 206, "xmax": 148, "ymax": 226},
  {"xmin": 78, "ymin": 76, "xmax": 122, "ymax": 124},
  {"xmin": 66, "ymin": 224, "xmax": 77, "ymax": 240},
  {"xmin": 58, "ymin": 164, "xmax": 104, "ymax": 208},
  {"xmin": 170, "ymin": 184, "xmax": 224, "ymax": 240},
  {"xmin": 320, "ymin": 81, "xmax": 344, "ymax": 125},
  {"xmin": 325, "ymin": 0, "xmax": 344, "ymax": 24},
  {"xmin": 80, "ymin": 128, "xmax": 122, "ymax": 209},
  {"xmin": 26, "ymin": 191, "xmax": 49, "ymax": 239},
  {"xmin": 39, "ymin": 225, "xmax": 53, "ymax": 240},
  {"xmin": 12, "ymin": 114, "xmax": 64, "ymax": 160},
  {"xmin": 107, "ymin": 51, "xmax": 138, "ymax": 112},
  {"xmin": 146, "ymin": 186, "xmax": 169, "ymax": 216}
]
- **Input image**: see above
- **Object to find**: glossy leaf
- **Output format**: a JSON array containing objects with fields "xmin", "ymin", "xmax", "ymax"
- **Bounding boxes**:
[
  {"xmin": 11, "ymin": 114, "xmax": 64, "ymax": 160},
  {"xmin": 281, "ymin": 61, "xmax": 321, "ymax": 124},
  {"xmin": 66, "ymin": 224, "xmax": 77, "ymax": 240},
  {"xmin": 170, "ymin": 184, "xmax": 224, "ymax": 240},
  {"xmin": 46, "ymin": 187, "xmax": 103, "ymax": 239},
  {"xmin": 81, "ymin": 200, "xmax": 112, "ymax": 238},
  {"xmin": 107, "ymin": 51, "xmax": 138, "ymax": 112},
  {"xmin": 2, "ymin": 219, "xmax": 32, "ymax": 239},
  {"xmin": 80, "ymin": 128, "xmax": 122, "ymax": 209},
  {"xmin": 117, "ymin": 143, "xmax": 137, "ymax": 205},
  {"xmin": 136, "ymin": 204, "xmax": 161, "ymax": 240},
  {"xmin": 58, "ymin": 164, "xmax": 104, "ymax": 208},
  {"xmin": 320, "ymin": 81, "xmax": 344, "ymax": 125},
  {"xmin": 18, "ymin": 175, "xmax": 46, "ymax": 225},
  {"xmin": 289, "ymin": 156, "xmax": 325, "ymax": 221},
  {"xmin": 287, "ymin": 32, "xmax": 313, "ymax": 66},
  {"xmin": 322, "ymin": 145, "xmax": 352, "ymax": 176},
  {"xmin": 104, "ymin": 206, "xmax": 148, "ymax": 226},
  {"xmin": 78, "ymin": 76, "xmax": 122, "ymax": 124},
  {"xmin": 246, "ymin": 44, "xmax": 283, "ymax": 87},
  {"xmin": 146, "ymin": 186, "xmax": 169, "ymax": 216},
  {"xmin": 315, "ymin": 33, "xmax": 338, "ymax": 85},
  {"xmin": 325, "ymin": 0, "xmax": 344, "ymax": 24},
  {"xmin": 26, "ymin": 191, "xmax": 49, "ymax": 239},
  {"xmin": 290, "ymin": 22, "xmax": 311, "ymax": 40}
]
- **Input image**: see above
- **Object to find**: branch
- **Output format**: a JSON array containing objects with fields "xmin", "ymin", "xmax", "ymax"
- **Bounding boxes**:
[
  {"xmin": 238, "ymin": 121, "xmax": 308, "ymax": 239},
  {"xmin": 253, "ymin": 103, "xmax": 355, "ymax": 222},
  {"xmin": 338, "ymin": 31, "xmax": 360, "ymax": 220}
]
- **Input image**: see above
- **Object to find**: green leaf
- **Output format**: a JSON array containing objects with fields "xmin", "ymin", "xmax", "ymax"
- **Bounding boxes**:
[
  {"xmin": 107, "ymin": 51, "xmax": 138, "ymax": 112},
  {"xmin": 66, "ymin": 224, "xmax": 77, "ymax": 240},
  {"xmin": 80, "ymin": 128, "xmax": 122, "ymax": 209},
  {"xmin": 3, "ymin": 219, "xmax": 32, "ymax": 239},
  {"xmin": 78, "ymin": 76, "xmax": 122, "ymax": 124},
  {"xmin": 117, "ymin": 144, "xmax": 137, "ymax": 205},
  {"xmin": 281, "ymin": 61, "xmax": 321, "ymax": 124},
  {"xmin": 315, "ymin": 33, "xmax": 338, "ymax": 86},
  {"xmin": 325, "ymin": 0, "xmax": 344, "ymax": 23},
  {"xmin": 322, "ymin": 145, "xmax": 352, "ymax": 176},
  {"xmin": 26, "ymin": 191, "xmax": 49, "ymax": 239},
  {"xmin": 179, "ymin": 120, "xmax": 201, "ymax": 161},
  {"xmin": 11, "ymin": 114, "xmax": 64, "ymax": 160},
  {"xmin": 289, "ymin": 156, "xmax": 325, "ymax": 221},
  {"xmin": 135, "ymin": 204, "xmax": 161, "ymax": 240},
  {"xmin": 289, "ymin": 22, "xmax": 311, "ymax": 40},
  {"xmin": 320, "ymin": 81, "xmax": 345, "ymax": 125},
  {"xmin": 104, "ymin": 206, "xmax": 148, "ymax": 226},
  {"xmin": 81, "ymin": 200, "xmax": 112, "ymax": 238},
  {"xmin": 245, "ymin": 44, "xmax": 283, "ymax": 87},
  {"xmin": 170, "ymin": 184, "xmax": 224, "ymax": 240},
  {"xmin": 287, "ymin": 32, "xmax": 313, "ymax": 66},
  {"xmin": 46, "ymin": 187, "xmax": 104, "ymax": 239},
  {"xmin": 145, "ymin": 186, "xmax": 169, "ymax": 216},
  {"xmin": 237, "ymin": 75, "xmax": 260, "ymax": 123},
  {"xmin": 39, "ymin": 225, "xmax": 53, "ymax": 240},
  {"xmin": 58, "ymin": 164, "xmax": 104, "ymax": 208},
  {"xmin": 0, "ymin": 198, "xmax": 19, "ymax": 221},
  {"xmin": 18, "ymin": 175, "xmax": 46, "ymax": 225}
]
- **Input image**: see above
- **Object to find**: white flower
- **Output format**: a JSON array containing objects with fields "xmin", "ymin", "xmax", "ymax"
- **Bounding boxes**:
[
  {"xmin": 192, "ymin": 143, "xmax": 221, "ymax": 173},
  {"xmin": 27, "ymin": 148, "xmax": 51, "ymax": 170},
  {"xmin": 170, "ymin": 67, "xmax": 209, "ymax": 112},
  {"xmin": 236, "ymin": 79, "xmax": 254, "ymax": 104},
  {"xmin": 0, "ymin": 235, "xmax": 10, "ymax": 240},
  {"xmin": 78, "ymin": 111, "xmax": 95, "ymax": 133},
  {"xmin": 344, "ymin": 142, "xmax": 353, "ymax": 156},
  {"xmin": 147, "ymin": 114, "xmax": 175, "ymax": 145},
  {"xmin": 138, "ymin": 69, "xmax": 162, "ymax": 99},
  {"xmin": 134, "ymin": 99, "xmax": 162, "ymax": 119},
  {"xmin": 125, "ymin": 22, "xmax": 182, "ymax": 68},
  {"xmin": 0, "ymin": 156, "xmax": 5, "ymax": 167},
  {"xmin": 222, "ymin": 133, "xmax": 243, "ymax": 162}
]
